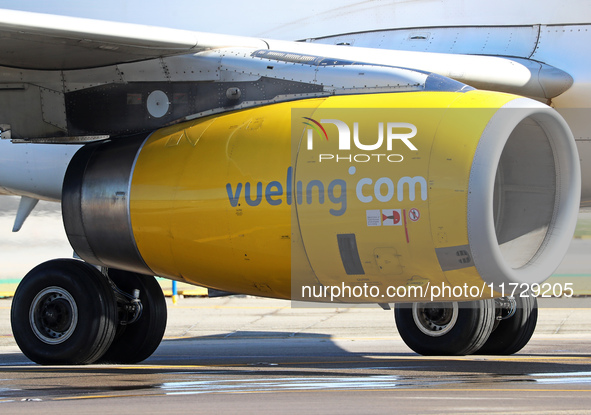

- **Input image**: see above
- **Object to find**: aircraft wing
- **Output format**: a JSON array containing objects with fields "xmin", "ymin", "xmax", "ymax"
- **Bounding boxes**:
[
  {"xmin": 0, "ymin": 9, "xmax": 266, "ymax": 69},
  {"xmin": 0, "ymin": 8, "xmax": 572, "ymax": 102}
]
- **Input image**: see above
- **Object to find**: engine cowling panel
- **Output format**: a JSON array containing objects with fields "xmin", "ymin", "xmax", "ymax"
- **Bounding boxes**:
[{"xmin": 62, "ymin": 90, "xmax": 580, "ymax": 302}]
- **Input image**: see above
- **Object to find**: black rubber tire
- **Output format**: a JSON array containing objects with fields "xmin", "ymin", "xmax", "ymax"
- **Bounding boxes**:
[
  {"xmin": 476, "ymin": 296, "xmax": 538, "ymax": 355},
  {"xmin": 99, "ymin": 271, "xmax": 167, "ymax": 364},
  {"xmin": 10, "ymin": 259, "xmax": 117, "ymax": 365},
  {"xmin": 394, "ymin": 299, "xmax": 496, "ymax": 356}
]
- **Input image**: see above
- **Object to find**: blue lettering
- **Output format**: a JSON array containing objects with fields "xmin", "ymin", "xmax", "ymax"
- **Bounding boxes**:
[
  {"xmin": 265, "ymin": 181, "xmax": 283, "ymax": 206},
  {"xmin": 328, "ymin": 179, "xmax": 347, "ymax": 216},
  {"xmin": 245, "ymin": 182, "xmax": 263, "ymax": 206},
  {"xmin": 286, "ymin": 166, "xmax": 293, "ymax": 205},
  {"xmin": 226, "ymin": 183, "xmax": 242, "ymax": 207},
  {"xmin": 306, "ymin": 180, "xmax": 324, "ymax": 205},
  {"xmin": 228, "ymin": 167, "xmax": 432, "ymax": 217}
]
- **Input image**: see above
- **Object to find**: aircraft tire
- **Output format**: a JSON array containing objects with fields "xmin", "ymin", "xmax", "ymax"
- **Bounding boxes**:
[
  {"xmin": 394, "ymin": 299, "xmax": 496, "ymax": 356},
  {"xmin": 98, "ymin": 271, "xmax": 167, "ymax": 364},
  {"xmin": 476, "ymin": 296, "xmax": 538, "ymax": 355},
  {"xmin": 11, "ymin": 259, "xmax": 117, "ymax": 365}
]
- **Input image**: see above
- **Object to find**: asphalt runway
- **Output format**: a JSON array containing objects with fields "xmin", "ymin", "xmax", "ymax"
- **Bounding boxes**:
[{"xmin": 2, "ymin": 296, "xmax": 591, "ymax": 414}]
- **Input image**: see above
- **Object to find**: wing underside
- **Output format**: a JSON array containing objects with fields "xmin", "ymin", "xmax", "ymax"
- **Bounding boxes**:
[{"xmin": 0, "ymin": 8, "xmax": 575, "ymax": 144}]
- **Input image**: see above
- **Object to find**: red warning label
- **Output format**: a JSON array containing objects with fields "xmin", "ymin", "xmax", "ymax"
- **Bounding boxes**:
[
  {"xmin": 382, "ymin": 209, "xmax": 402, "ymax": 226},
  {"xmin": 409, "ymin": 208, "xmax": 420, "ymax": 222}
]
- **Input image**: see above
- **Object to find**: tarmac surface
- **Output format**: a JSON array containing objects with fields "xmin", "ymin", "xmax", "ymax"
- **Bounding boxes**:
[
  {"xmin": 2, "ymin": 296, "xmax": 591, "ymax": 414},
  {"xmin": 2, "ymin": 200, "xmax": 591, "ymax": 413}
]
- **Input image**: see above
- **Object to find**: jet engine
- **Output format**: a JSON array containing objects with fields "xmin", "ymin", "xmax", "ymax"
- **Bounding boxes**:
[{"xmin": 61, "ymin": 90, "xmax": 580, "ymax": 302}]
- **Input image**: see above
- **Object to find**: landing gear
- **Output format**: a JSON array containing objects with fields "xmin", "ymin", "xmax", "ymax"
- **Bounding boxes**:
[
  {"xmin": 11, "ymin": 259, "xmax": 117, "ymax": 365},
  {"xmin": 394, "ymin": 296, "xmax": 539, "ymax": 356},
  {"xmin": 394, "ymin": 299, "xmax": 496, "ymax": 355},
  {"xmin": 99, "ymin": 270, "xmax": 167, "ymax": 364},
  {"xmin": 11, "ymin": 259, "xmax": 167, "ymax": 365},
  {"xmin": 476, "ymin": 295, "xmax": 538, "ymax": 355}
]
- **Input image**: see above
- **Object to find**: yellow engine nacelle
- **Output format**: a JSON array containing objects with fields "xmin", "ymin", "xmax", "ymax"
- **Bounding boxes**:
[{"xmin": 62, "ymin": 90, "xmax": 580, "ymax": 302}]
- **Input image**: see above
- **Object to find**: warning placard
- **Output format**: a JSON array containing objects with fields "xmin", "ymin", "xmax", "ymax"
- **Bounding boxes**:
[
  {"xmin": 382, "ymin": 209, "xmax": 402, "ymax": 226},
  {"xmin": 409, "ymin": 208, "xmax": 420, "ymax": 222},
  {"xmin": 366, "ymin": 210, "xmax": 381, "ymax": 227}
]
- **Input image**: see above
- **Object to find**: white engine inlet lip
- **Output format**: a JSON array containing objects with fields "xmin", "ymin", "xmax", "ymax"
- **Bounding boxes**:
[{"xmin": 467, "ymin": 98, "xmax": 581, "ymax": 286}]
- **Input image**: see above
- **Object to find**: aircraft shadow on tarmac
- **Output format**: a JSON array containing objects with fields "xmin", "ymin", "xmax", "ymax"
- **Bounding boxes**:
[
  {"xmin": 1, "ymin": 331, "xmax": 590, "ymax": 376},
  {"xmin": 2, "ymin": 330, "xmax": 591, "ymax": 401},
  {"xmin": 149, "ymin": 331, "xmax": 591, "ymax": 377}
]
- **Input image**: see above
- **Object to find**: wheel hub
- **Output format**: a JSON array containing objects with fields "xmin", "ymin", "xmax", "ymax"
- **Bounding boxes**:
[
  {"xmin": 41, "ymin": 299, "xmax": 71, "ymax": 331},
  {"xmin": 412, "ymin": 302, "xmax": 459, "ymax": 337},
  {"xmin": 29, "ymin": 287, "xmax": 78, "ymax": 344}
]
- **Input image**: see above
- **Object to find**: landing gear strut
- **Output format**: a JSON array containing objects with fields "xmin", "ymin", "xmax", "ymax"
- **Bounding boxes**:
[
  {"xmin": 99, "ymin": 269, "xmax": 167, "ymax": 364},
  {"xmin": 476, "ymin": 295, "xmax": 538, "ymax": 355}
]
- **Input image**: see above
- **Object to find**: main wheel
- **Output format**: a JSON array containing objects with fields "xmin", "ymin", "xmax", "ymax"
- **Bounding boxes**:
[
  {"xmin": 476, "ymin": 295, "xmax": 538, "ymax": 355},
  {"xmin": 11, "ymin": 259, "xmax": 117, "ymax": 365},
  {"xmin": 99, "ymin": 270, "xmax": 167, "ymax": 364},
  {"xmin": 394, "ymin": 299, "xmax": 495, "ymax": 356}
]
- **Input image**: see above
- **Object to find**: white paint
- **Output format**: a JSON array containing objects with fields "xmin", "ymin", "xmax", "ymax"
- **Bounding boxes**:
[
  {"xmin": 147, "ymin": 90, "xmax": 170, "ymax": 118},
  {"xmin": 0, "ymin": 140, "xmax": 81, "ymax": 202}
]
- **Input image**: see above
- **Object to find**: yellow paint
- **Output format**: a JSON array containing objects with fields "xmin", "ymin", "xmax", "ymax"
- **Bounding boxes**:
[
  {"xmin": 130, "ymin": 91, "xmax": 521, "ymax": 302},
  {"xmin": 295, "ymin": 96, "xmax": 451, "ymax": 298},
  {"xmin": 132, "ymin": 100, "xmax": 323, "ymax": 299}
]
